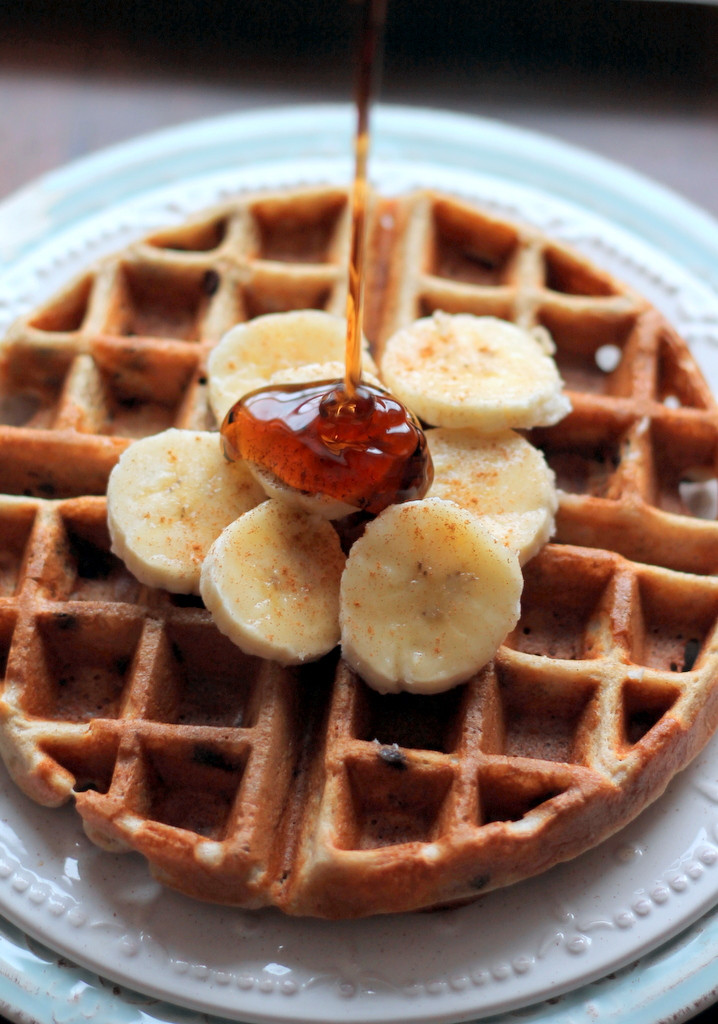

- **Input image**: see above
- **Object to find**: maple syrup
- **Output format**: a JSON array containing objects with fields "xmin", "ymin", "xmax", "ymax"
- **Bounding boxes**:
[
  {"xmin": 221, "ymin": 0, "xmax": 433, "ymax": 515},
  {"xmin": 221, "ymin": 379, "xmax": 431, "ymax": 515}
]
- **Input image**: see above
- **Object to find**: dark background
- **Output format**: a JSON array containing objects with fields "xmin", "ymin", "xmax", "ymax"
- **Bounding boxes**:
[
  {"xmin": 1, "ymin": 2, "xmax": 717, "ymax": 1021},
  {"xmin": 2, "ymin": 0, "xmax": 718, "ymax": 214}
]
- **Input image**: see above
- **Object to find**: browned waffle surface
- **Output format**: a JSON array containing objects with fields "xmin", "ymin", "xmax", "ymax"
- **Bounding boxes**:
[{"xmin": 2, "ymin": 186, "xmax": 718, "ymax": 918}]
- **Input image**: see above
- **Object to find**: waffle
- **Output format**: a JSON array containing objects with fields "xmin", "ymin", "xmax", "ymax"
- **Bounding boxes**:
[{"xmin": 2, "ymin": 185, "xmax": 718, "ymax": 919}]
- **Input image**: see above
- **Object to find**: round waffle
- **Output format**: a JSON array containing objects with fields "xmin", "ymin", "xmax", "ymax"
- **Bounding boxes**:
[{"xmin": 1, "ymin": 185, "xmax": 718, "ymax": 918}]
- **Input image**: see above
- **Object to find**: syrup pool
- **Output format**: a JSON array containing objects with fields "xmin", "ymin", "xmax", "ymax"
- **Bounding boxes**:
[{"xmin": 221, "ymin": 379, "xmax": 433, "ymax": 516}]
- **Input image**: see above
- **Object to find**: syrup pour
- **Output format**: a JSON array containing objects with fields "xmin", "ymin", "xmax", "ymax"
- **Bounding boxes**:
[
  {"xmin": 221, "ymin": 0, "xmax": 433, "ymax": 516},
  {"xmin": 344, "ymin": 0, "xmax": 385, "ymax": 397},
  {"xmin": 222, "ymin": 381, "xmax": 431, "ymax": 515}
]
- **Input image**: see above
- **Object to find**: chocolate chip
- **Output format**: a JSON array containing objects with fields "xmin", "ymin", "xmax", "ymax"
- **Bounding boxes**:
[
  {"xmin": 376, "ymin": 742, "xmax": 408, "ymax": 769},
  {"xmin": 469, "ymin": 874, "xmax": 490, "ymax": 891},
  {"xmin": 192, "ymin": 745, "xmax": 236, "ymax": 772},
  {"xmin": 55, "ymin": 613, "xmax": 78, "ymax": 630},
  {"xmin": 202, "ymin": 269, "xmax": 220, "ymax": 296},
  {"xmin": 683, "ymin": 638, "xmax": 701, "ymax": 671}
]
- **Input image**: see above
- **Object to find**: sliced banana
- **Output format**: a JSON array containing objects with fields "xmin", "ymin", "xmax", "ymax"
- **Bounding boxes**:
[
  {"xmin": 339, "ymin": 497, "xmax": 522, "ymax": 694},
  {"xmin": 247, "ymin": 463, "xmax": 361, "ymax": 521},
  {"xmin": 427, "ymin": 428, "xmax": 558, "ymax": 564},
  {"xmin": 380, "ymin": 312, "xmax": 571, "ymax": 431},
  {"xmin": 200, "ymin": 499, "xmax": 346, "ymax": 664},
  {"xmin": 107, "ymin": 429, "xmax": 265, "ymax": 595},
  {"xmin": 208, "ymin": 310, "xmax": 378, "ymax": 423}
]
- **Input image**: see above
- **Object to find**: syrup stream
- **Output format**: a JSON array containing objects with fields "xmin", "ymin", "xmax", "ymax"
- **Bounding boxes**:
[{"xmin": 344, "ymin": 0, "xmax": 387, "ymax": 399}]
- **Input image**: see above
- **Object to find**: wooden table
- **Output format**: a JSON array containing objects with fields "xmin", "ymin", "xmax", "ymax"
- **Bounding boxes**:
[{"xmin": 1, "ymin": 2, "xmax": 717, "ymax": 1022}]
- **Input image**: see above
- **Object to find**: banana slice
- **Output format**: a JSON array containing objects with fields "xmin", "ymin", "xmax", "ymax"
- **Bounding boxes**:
[
  {"xmin": 339, "ymin": 497, "xmax": 522, "ymax": 694},
  {"xmin": 208, "ymin": 310, "xmax": 378, "ymax": 423},
  {"xmin": 380, "ymin": 312, "xmax": 571, "ymax": 431},
  {"xmin": 107, "ymin": 429, "xmax": 265, "ymax": 595},
  {"xmin": 200, "ymin": 499, "xmax": 346, "ymax": 664},
  {"xmin": 247, "ymin": 463, "xmax": 361, "ymax": 521},
  {"xmin": 268, "ymin": 360, "xmax": 383, "ymax": 390},
  {"xmin": 427, "ymin": 427, "xmax": 558, "ymax": 564}
]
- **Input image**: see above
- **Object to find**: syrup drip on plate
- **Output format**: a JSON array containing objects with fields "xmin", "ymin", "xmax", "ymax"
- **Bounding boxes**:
[{"xmin": 221, "ymin": 0, "xmax": 433, "ymax": 515}]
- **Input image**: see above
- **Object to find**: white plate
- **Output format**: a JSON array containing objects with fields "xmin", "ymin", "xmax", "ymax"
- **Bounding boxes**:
[{"xmin": 2, "ymin": 104, "xmax": 718, "ymax": 1024}]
